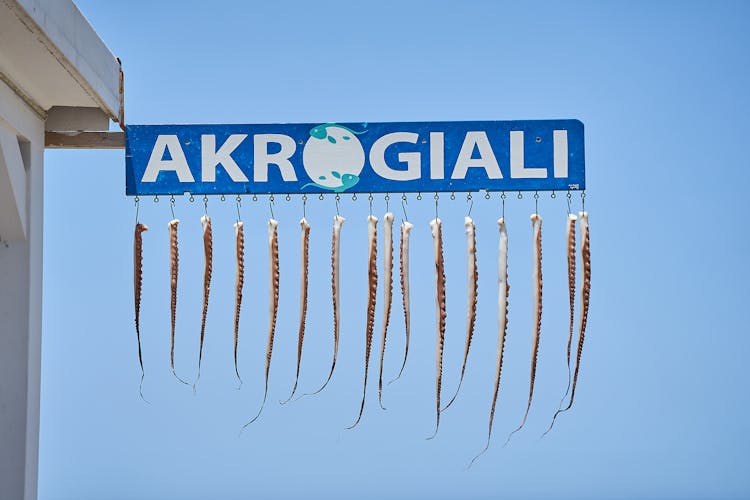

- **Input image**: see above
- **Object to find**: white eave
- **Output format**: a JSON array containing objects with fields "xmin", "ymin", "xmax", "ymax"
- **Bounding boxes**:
[{"xmin": 0, "ymin": 0, "xmax": 122, "ymax": 127}]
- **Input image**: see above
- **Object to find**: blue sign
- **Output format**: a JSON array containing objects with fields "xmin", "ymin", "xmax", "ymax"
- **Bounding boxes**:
[{"xmin": 125, "ymin": 120, "xmax": 584, "ymax": 196}]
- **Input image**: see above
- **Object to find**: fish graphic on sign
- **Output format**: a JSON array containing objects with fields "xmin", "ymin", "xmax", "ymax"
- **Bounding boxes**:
[{"xmin": 302, "ymin": 123, "xmax": 368, "ymax": 192}]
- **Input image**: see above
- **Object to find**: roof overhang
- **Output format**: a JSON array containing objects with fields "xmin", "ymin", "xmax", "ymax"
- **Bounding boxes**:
[{"xmin": 0, "ymin": 0, "xmax": 122, "ymax": 129}]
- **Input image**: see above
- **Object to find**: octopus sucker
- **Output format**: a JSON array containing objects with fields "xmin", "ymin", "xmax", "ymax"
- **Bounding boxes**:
[
  {"xmin": 377, "ymin": 212, "xmax": 394, "ymax": 410},
  {"xmin": 282, "ymin": 218, "xmax": 310, "ymax": 404},
  {"xmin": 544, "ymin": 211, "xmax": 590, "ymax": 434},
  {"xmin": 242, "ymin": 218, "xmax": 279, "ymax": 430},
  {"xmin": 303, "ymin": 215, "xmax": 345, "ymax": 398},
  {"xmin": 505, "ymin": 213, "xmax": 542, "ymax": 446},
  {"xmin": 443, "ymin": 216, "xmax": 478, "ymax": 411},
  {"xmin": 133, "ymin": 222, "xmax": 149, "ymax": 400},
  {"xmin": 469, "ymin": 218, "xmax": 509, "ymax": 467},
  {"xmin": 390, "ymin": 220, "xmax": 414, "ymax": 385},
  {"xmin": 347, "ymin": 215, "xmax": 378, "ymax": 429},
  {"xmin": 168, "ymin": 219, "xmax": 190, "ymax": 386},
  {"xmin": 427, "ymin": 218, "xmax": 446, "ymax": 440},
  {"xmin": 233, "ymin": 221, "xmax": 245, "ymax": 386},
  {"xmin": 194, "ymin": 215, "xmax": 213, "ymax": 389}
]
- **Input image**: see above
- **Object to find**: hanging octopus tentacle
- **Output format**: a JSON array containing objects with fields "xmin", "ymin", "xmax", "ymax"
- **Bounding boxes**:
[
  {"xmin": 348, "ymin": 215, "xmax": 378, "ymax": 429},
  {"xmin": 427, "ymin": 218, "xmax": 446, "ymax": 440},
  {"xmin": 505, "ymin": 213, "xmax": 542, "ymax": 446},
  {"xmin": 133, "ymin": 222, "xmax": 149, "ymax": 401},
  {"xmin": 242, "ymin": 218, "xmax": 279, "ymax": 430},
  {"xmin": 390, "ymin": 220, "xmax": 414, "ymax": 384},
  {"xmin": 469, "ymin": 217, "xmax": 509, "ymax": 467},
  {"xmin": 282, "ymin": 218, "xmax": 310, "ymax": 404},
  {"xmin": 168, "ymin": 219, "xmax": 190, "ymax": 386},
  {"xmin": 233, "ymin": 221, "xmax": 245, "ymax": 387},
  {"xmin": 377, "ymin": 212, "xmax": 394, "ymax": 409},
  {"xmin": 194, "ymin": 215, "xmax": 213, "ymax": 390},
  {"xmin": 443, "ymin": 216, "xmax": 478, "ymax": 411}
]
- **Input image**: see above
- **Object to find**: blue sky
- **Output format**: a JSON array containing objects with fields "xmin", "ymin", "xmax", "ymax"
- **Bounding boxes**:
[{"xmin": 39, "ymin": 1, "xmax": 749, "ymax": 499}]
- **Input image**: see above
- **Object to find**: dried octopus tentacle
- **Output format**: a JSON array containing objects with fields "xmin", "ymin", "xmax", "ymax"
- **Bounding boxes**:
[
  {"xmin": 168, "ymin": 219, "xmax": 190, "ymax": 386},
  {"xmin": 427, "ymin": 218, "xmax": 446, "ymax": 440},
  {"xmin": 389, "ymin": 220, "xmax": 414, "ymax": 385},
  {"xmin": 544, "ymin": 211, "xmax": 590, "ymax": 434},
  {"xmin": 505, "ymin": 213, "xmax": 542, "ymax": 446},
  {"xmin": 281, "ymin": 218, "xmax": 310, "ymax": 404},
  {"xmin": 133, "ymin": 222, "xmax": 149, "ymax": 401},
  {"xmin": 443, "ymin": 216, "xmax": 478, "ymax": 411},
  {"xmin": 377, "ymin": 212, "xmax": 394, "ymax": 410},
  {"xmin": 242, "ymin": 218, "xmax": 280, "ymax": 429},
  {"xmin": 558, "ymin": 214, "xmax": 578, "ymax": 405},
  {"xmin": 233, "ymin": 221, "xmax": 245, "ymax": 386},
  {"xmin": 194, "ymin": 215, "xmax": 213, "ymax": 389},
  {"xmin": 302, "ymin": 215, "xmax": 345, "ymax": 398},
  {"xmin": 347, "ymin": 215, "xmax": 378, "ymax": 429},
  {"xmin": 469, "ymin": 218, "xmax": 509, "ymax": 467}
]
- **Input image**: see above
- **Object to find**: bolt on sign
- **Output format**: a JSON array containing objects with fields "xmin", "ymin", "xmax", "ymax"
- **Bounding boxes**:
[{"xmin": 125, "ymin": 119, "xmax": 584, "ymax": 195}]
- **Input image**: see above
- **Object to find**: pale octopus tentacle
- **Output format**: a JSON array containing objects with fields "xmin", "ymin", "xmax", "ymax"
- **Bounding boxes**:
[
  {"xmin": 469, "ymin": 217, "xmax": 509, "ymax": 467},
  {"xmin": 233, "ymin": 221, "xmax": 245, "ymax": 386},
  {"xmin": 133, "ymin": 222, "xmax": 148, "ymax": 400},
  {"xmin": 390, "ymin": 220, "xmax": 414, "ymax": 384},
  {"xmin": 282, "ymin": 218, "xmax": 310, "ymax": 404},
  {"xmin": 443, "ymin": 216, "xmax": 478, "ymax": 411},
  {"xmin": 242, "ymin": 218, "xmax": 279, "ymax": 430},
  {"xmin": 168, "ymin": 219, "xmax": 190, "ymax": 386},
  {"xmin": 505, "ymin": 213, "xmax": 542, "ymax": 446},
  {"xmin": 348, "ymin": 215, "xmax": 378, "ymax": 429},
  {"xmin": 303, "ymin": 215, "xmax": 345, "ymax": 398},
  {"xmin": 194, "ymin": 215, "xmax": 213, "ymax": 389},
  {"xmin": 427, "ymin": 218, "xmax": 446, "ymax": 440},
  {"xmin": 377, "ymin": 212, "xmax": 394, "ymax": 409}
]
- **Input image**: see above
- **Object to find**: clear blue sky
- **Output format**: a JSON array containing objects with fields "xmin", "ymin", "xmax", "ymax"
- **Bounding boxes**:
[{"xmin": 40, "ymin": 1, "xmax": 749, "ymax": 498}]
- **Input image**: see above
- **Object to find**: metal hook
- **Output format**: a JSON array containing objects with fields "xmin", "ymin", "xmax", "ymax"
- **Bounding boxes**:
[
  {"xmin": 169, "ymin": 195, "xmax": 176, "ymax": 219},
  {"xmin": 368, "ymin": 193, "xmax": 373, "ymax": 216},
  {"xmin": 285, "ymin": 193, "xmax": 291, "ymax": 202},
  {"xmin": 434, "ymin": 192, "xmax": 439, "ymax": 219},
  {"xmin": 269, "ymin": 194, "xmax": 275, "ymax": 219},
  {"xmin": 236, "ymin": 195, "xmax": 242, "ymax": 222},
  {"xmin": 385, "ymin": 193, "xmax": 390, "ymax": 213},
  {"xmin": 189, "ymin": 194, "xmax": 195, "ymax": 203},
  {"xmin": 203, "ymin": 195, "xmax": 208, "ymax": 215},
  {"xmin": 417, "ymin": 192, "xmax": 422, "ymax": 201},
  {"xmin": 501, "ymin": 191, "xmax": 506, "ymax": 219},
  {"xmin": 467, "ymin": 192, "xmax": 473, "ymax": 217},
  {"xmin": 401, "ymin": 193, "xmax": 408, "ymax": 221},
  {"xmin": 221, "ymin": 194, "xmax": 226, "ymax": 202},
  {"xmin": 335, "ymin": 193, "xmax": 340, "ymax": 216},
  {"xmin": 484, "ymin": 190, "xmax": 491, "ymax": 200},
  {"xmin": 566, "ymin": 191, "xmax": 572, "ymax": 214},
  {"xmin": 581, "ymin": 191, "xmax": 586, "ymax": 211},
  {"xmin": 302, "ymin": 194, "xmax": 307, "ymax": 219},
  {"xmin": 134, "ymin": 196, "xmax": 140, "ymax": 225},
  {"xmin": 534, "ymin": 191, "xmax": 539, "ymax": 214}
]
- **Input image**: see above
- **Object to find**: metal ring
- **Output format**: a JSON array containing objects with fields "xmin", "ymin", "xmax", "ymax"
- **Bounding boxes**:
[
  {"xmin": 517, "ymin": 191, "xmax": 523, "ymax": 199},
  {"xmin": 551, "ymin": 191, "xmax": 556, "ymax": 199},
  {"xmin": 384, "ymin": 193, "xmax": 390, "ymax": 201},
  {"xmin": 368, "ymin": 193, "xmax": 374, "ymax": 201},
  {"xmin": 485, "ymin": 191, "xmax": 491, "ymax": 199},
  {"xmin": 269, "ymin": 194, "xmax": 275, "ymax": 203},
  {"xmin": 252, "ymin": 194, "xmax": 258, "ymax": 202},
  {"xmin": 352, "ymin": 193, "xmax": 358, "ymax": 201},
  {"xmin": 335, "ymin": 193, "xmax": 341, "ymax": 201},
  {"xmin": 236, "ymin": 195, "xmax": 242, "ymax": 203},
  {"xmin": 533, "ymin": 192, "xmax": 539, "ymax": 200},
  {"xmin": 170, "ymin": 195, "xmax": 176, "ymax": 204},
  {"xmin": 319, "ymin": 193, "xmax": 324, "ymax": 201},
  {"xmin": 134, "ymin": 196, "xmax": 140, "ymax": 203},
  {"xmin": 434, "ymin": 193, "xmax": 439, "ymax": 201},
  {"xmin": 501, "ymin": 192, "xmax": 506, "ymax": 200},
  {"xmin": 154, "ymin": 195, "xmax": 159, "ymax": 203},
  {"xmin": 467, "ymin": 192, "xmax": 473, "ymax": 201},
  {"xmin": 286, "ymin": 194, "xmax": 291, "ymax": 202},
  {"xmin": 220, "ymin": 194, "xmax": 226, "ymax": 202},
  {"xmin": 189, "ymin": 194, "xmax": 194, "ymax": 203},
  {"xmin": 416, "ymin": 192, "xmax": 422, "ymax": 200},
  {"xmin": 450, "ymin": 192, "xmax": 456, "ymax": 200}
]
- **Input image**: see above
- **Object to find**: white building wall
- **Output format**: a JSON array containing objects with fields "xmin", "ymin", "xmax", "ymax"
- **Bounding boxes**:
[{"xmin": 0, "ymin": 79, "xmax": 44, "ymax": 500}]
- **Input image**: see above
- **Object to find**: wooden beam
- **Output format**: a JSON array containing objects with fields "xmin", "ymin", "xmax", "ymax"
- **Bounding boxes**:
[{"xmin": 44, "ymin": 131, "xmax": 124, "ymax": 149}]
